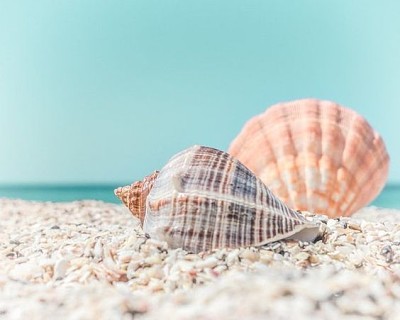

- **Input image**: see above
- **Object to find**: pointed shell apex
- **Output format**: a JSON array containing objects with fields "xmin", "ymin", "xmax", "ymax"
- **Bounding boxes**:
[{"xmin": 114, "ymin": 185, "xmax": 129, "ymax": 202}]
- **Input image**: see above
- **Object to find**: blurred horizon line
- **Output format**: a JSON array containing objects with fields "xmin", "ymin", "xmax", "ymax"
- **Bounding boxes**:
[
  {"xmin": 0, "ymin": 182, "xmax": 399, "ymax": 188},
  {"xmin": 1, "ymin": 183, "xmax": 398, "ymax": 207}
]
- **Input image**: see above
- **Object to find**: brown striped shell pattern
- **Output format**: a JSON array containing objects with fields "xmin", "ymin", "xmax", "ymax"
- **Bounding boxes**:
[
  {"xmin": 115, "ymin": 145, "xmax": 321, "ymax": 253},
  {"xmin": 229, "ymin": 99, "xmax": 390, "ymax": 218}
]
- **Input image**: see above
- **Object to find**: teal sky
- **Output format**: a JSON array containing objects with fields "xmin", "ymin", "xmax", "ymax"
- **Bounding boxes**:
[{"xmin": 0, "ymin": 1, "xmax": 399, "ymax": 184}]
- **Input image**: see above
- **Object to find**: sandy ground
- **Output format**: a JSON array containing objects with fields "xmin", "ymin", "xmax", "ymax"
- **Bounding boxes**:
[{"xmin": 0, "ymin": 199, "xmax": 399, "ymax": 319}]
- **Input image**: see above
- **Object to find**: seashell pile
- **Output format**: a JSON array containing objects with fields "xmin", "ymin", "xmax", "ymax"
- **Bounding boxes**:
[
  {"xmin": 229, "ymin": 99, "xmax": 390, "ymax": 217},
  {"xmin": 115, "ymin": 145, "xmax": 321, "ymax": 253}
]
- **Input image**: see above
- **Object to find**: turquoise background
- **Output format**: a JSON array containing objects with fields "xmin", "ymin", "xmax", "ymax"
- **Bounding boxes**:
[{"xmin": 0, "ymin": 1, "xmax": 399, "ymax": 186}]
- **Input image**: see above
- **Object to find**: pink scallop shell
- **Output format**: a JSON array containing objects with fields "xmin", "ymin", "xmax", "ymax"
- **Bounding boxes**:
[{"xmin": 229, "ymin": 99, "xmax": 390, "ymax": 217}]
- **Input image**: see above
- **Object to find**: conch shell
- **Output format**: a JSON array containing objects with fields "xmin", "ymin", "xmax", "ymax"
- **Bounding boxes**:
[
  {"xmin": 115, "ymin": 145, "xmax": 321, "ymax": 253},
  {"xmin": 229, "ymin": 99, "xmax": 390, "ymax": 217}
]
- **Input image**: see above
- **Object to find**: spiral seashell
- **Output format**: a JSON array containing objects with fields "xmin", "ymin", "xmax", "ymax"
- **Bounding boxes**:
[
  {"xmin": 115, "ymin": 145, "xmax": 321, "ymax": 253},
  {"xmin": 229, "ymin": 99, "xmax": 390, "ymax": 217}
]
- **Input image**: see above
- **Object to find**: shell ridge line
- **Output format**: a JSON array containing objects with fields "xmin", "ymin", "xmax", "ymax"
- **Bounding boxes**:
[
  {"xmin": 212, "ymin": 151, "xmax": 232, "ymax": 249},
  {"xmin": 208, "ymin": 157, "xmax": 232, "ymax": 251},
  {"xmin": 231, "ymin": 168, "xmax": 247, "ymax": 247},
  {"xmin": 368, "ymin": 137, "xmax": 389, "ymax": 198},
  {"xmin": 180, "ymin": 146, "xmax": 198, "ymax": 250},
  {"xmin": 312, "ymin": 100, "xmax": 324, "ymax": 211},
  {"xmin": 190, "ymin": 150, "xmax": 220, "ymax": 252},
  {"xmin": 319, "ymin": 104, "xmax": 357, "ymax": 216},
  {"xmin": 340, "ymin": 113, "xmax": 367, "ymax": 216},
  {"xmin": 328, "ymin": 103, "xmax": 356, "ymax": 215},
  {"xmin": 285, "ymin": 103, "xmax": 305, "ymax": 210},
  {"xmin": 181, "ymin": 146, "xmax": 222, "ymax": 251},
  {"xmin": 322, "ymin": 102, "xmax": 342, "ymax": 217},
  {"xmin": 267, "ymin": 105, "xmax": 295, "ymax": 207},
  {"xmin": 257, "ymin": 110, "xmax": 288, "ymax": 203},
  {"xmin": 269, "ymin": 188, "xmax": 284, "ymax": 237},
  {"xmin": 228, "ymin": 159, "xmax": 251, "ymax": 248},
  {"xmin": 253, "ymin": 167, "xmax": 264, "ymax": 245},
  {"xmin": 214, "ymin": 158, "xmax": 236, "ymax": 250},
  {"xmin": 307, "ymin": 100, "xmax": 322, "ymax": 212},
  {"xmin": 344, "ymin": 109, "xmax": 379, "ymax": 212},
  {"xmin": 349, "ymin": 134, "xmax": 388, "ymax": 214},
  {"xmin": 199, "ymin": 149, "xmax": 222, "ymax": 251}
]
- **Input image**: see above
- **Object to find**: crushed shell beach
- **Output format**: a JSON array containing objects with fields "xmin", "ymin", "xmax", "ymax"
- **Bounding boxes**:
[{"xmin": 1, "ymin": 199, "xmax": 399, "ymax": 319}]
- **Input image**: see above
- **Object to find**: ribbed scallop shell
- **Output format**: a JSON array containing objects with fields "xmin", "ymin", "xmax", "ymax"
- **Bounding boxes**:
[
  {"xmin": 229, "ymin": 99, "xmax": 390, "ymax": 217},
  {"xmin": 115, "ymin": 145, "xmax": 320, "ymax": 253}
]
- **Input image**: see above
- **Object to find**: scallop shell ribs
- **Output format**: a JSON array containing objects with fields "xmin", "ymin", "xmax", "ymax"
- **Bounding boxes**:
[
  {"xmin": 229, "ymin": 99, "xmax": 390, "ymax": 217},
  {"xmin": 115, "ymin": 145, "xmax": 320, "ymax": 253}
]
